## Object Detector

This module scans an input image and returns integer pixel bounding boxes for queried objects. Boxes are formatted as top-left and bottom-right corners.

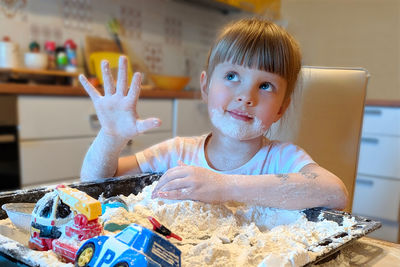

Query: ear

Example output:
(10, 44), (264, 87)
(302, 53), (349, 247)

(274, 97), (291, 122)
(200, 71), (208, 103)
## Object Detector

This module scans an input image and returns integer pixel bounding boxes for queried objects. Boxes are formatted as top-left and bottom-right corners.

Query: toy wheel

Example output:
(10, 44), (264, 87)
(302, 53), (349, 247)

(113, 262), (129, 267)
(75, 243), (95, 267)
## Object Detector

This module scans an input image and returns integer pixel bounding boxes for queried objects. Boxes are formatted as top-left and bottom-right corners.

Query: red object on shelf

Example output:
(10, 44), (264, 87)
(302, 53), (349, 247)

(45, 41), (56, 51)
(64, 39), (77, 50)
(148, 216), (182, 241)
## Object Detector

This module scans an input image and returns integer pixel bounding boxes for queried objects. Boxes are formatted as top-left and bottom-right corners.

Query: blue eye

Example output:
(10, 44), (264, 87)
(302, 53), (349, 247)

(260, 82), (273, 91)
(225, 72), (238, 81)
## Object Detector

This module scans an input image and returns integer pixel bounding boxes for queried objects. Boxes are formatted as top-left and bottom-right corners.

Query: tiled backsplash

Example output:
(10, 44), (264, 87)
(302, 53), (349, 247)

(0, 0), (249, 90)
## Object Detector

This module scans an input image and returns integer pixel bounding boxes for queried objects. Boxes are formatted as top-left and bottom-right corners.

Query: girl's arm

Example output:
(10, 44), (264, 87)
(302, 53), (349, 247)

(79, 56), (160, 182)
(80, 130), (142, 181)
(225, 164), (348, 210)
(152, 163), (348, 210)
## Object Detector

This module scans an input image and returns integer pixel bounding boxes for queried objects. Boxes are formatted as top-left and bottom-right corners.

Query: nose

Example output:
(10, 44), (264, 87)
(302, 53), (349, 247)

(236, 94), (255, 106)
(236, 96), (254, 107)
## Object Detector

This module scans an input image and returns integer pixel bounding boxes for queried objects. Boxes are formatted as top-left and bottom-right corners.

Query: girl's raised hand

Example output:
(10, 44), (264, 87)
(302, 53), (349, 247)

(79, 56), (161, 141)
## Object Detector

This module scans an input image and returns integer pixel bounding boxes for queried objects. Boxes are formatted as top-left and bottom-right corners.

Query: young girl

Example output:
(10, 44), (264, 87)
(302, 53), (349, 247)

(79, 18), (348, 210)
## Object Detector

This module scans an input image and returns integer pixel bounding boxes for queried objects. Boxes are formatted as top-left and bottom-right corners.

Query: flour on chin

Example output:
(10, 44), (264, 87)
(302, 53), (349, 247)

(210, 108), (267, 140)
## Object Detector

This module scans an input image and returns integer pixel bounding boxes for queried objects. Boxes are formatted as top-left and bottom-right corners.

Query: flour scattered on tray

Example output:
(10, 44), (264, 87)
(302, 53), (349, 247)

(0, 183), (359, 266)
(104, 183), (357, 266)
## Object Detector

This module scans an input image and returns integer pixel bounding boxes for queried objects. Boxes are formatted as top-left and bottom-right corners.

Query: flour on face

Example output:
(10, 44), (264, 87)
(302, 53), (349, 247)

(210, 107), (267, 140)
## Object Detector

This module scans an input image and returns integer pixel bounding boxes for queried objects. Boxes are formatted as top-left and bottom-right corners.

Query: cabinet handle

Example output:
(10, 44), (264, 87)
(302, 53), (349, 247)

(0, 134), (15, 143)
(356, 179), (374, 187)
(89, 114), (100, 130)
(361, 137), (379, 144)
(364, 109), (382, 116)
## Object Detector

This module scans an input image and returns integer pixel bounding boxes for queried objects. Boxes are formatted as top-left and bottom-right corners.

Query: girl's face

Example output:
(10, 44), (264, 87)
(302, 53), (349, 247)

(200, 62), (289, 141)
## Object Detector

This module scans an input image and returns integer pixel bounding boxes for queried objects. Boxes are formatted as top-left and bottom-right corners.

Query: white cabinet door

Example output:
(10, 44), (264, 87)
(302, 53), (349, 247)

(18, 97), (174, 140)
(362, 107), (400, 136)
(174, 99), (211, 136)
(18, 96), (98, 140)
(18, 96), (174, 185)
(358, 134), (400, 179)
(352, 175), (400, 221)
(137, 99), (173, 133)
(19, 137), (94, 186)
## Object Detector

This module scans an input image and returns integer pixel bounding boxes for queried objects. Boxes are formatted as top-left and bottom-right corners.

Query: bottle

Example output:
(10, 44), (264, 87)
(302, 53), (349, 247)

(44, 41), (56, 70)
(64, 39), (77, 72)
(56, 46), (68, 70)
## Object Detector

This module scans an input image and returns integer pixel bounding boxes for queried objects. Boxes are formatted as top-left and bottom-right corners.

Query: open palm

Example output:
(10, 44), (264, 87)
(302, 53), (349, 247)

(79, 56), (161, 140)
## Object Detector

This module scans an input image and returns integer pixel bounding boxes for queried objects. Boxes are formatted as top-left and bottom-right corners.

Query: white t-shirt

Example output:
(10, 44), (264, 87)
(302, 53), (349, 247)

(136, 134), (315, 175)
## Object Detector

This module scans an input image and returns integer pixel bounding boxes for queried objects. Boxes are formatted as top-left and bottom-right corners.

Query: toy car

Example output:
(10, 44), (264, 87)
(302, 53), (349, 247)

(28, 190), (74, 250)
(29, 185), (103, 263)
(75, 223), (181, 267)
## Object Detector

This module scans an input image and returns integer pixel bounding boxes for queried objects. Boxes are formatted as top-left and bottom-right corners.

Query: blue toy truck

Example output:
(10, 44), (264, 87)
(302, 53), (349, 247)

(75, 223), (181, 267)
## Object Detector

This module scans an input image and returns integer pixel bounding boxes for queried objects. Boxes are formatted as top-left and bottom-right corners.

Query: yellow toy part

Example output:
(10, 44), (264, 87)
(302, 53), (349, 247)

(56, 186), (102, 221)
(89, 52), (133, 86)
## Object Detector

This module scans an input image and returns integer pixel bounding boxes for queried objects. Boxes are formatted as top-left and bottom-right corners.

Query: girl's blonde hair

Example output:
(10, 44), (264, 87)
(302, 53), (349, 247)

(205, 18), (302, 102)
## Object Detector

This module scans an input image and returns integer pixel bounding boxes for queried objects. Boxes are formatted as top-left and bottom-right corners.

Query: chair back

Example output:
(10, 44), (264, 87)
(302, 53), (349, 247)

(269, 66), (369, 212)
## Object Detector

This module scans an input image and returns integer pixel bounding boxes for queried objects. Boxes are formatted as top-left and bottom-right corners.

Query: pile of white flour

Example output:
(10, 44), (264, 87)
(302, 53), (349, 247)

(101, 183), (357, 266)
(0, 183), (359, 266)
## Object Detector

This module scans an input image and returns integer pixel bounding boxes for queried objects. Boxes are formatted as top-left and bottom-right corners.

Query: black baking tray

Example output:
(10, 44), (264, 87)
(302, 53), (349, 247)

(0, 173), (381, 266)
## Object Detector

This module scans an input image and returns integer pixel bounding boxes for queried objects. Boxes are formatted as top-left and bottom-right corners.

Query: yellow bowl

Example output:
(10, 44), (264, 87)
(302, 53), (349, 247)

(150, 74), (190, 91)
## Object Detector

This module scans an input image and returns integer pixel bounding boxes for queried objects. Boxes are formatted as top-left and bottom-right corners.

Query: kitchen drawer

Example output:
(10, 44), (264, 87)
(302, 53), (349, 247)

(19, 137), (94, 186)
(18, 96), (98, 140)
(175, 99), (211, 136)
(352, 175), (400, 221)
(358, 134), (400, 179)
(18, 96), (173, 140)
(136, 99), (173, 133)
(120, 131), (173, 157)
(362, 106), (400, 136)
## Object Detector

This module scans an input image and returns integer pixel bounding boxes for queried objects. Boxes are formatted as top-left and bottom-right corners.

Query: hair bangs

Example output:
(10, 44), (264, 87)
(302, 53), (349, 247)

(205, 18), (301, 100)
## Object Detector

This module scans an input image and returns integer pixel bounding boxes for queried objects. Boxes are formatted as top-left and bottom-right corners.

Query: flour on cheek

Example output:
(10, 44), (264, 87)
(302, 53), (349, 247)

(210, 108), (267, 140)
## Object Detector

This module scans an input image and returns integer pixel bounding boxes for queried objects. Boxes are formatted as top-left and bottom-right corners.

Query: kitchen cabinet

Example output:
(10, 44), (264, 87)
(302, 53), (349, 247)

(17, 96), (173, 187)
(352, 106), (400, 243)
(173, 99), (211, 136)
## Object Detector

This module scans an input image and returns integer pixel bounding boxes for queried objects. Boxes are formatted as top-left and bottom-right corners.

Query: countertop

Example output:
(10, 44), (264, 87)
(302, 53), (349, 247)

(320, 237), (400, 266)
(0, 83), (201, 99)
(365, 99), (400, 107)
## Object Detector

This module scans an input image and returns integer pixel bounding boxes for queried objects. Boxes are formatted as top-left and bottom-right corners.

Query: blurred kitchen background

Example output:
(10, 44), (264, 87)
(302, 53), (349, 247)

(0, 0), (399, 243)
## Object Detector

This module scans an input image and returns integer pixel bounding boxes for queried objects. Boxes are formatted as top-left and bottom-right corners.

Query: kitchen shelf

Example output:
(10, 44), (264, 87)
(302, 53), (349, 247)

(0, 67), (79, 77)
(0, 83), (201, 99)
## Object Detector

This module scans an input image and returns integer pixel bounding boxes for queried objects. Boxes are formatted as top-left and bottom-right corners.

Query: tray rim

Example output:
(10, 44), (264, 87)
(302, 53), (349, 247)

(0, 174), (382, 266)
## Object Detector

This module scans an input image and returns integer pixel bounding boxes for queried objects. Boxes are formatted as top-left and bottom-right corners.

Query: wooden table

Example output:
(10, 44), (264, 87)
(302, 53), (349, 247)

(320, 237), (400, 266)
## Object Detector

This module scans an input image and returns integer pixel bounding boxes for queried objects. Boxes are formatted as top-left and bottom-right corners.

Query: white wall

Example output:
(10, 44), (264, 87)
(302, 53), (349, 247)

(0, 0), (248, 90)
(282, 0), (400, 101)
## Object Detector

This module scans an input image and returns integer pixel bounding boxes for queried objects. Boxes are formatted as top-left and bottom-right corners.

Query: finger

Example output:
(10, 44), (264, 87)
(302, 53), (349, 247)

(177, 160), (188, 167)
(101, 60), (115, 95)
(116, 56), (128, 95)
(79, 74), (101, 101)
(127, 72), (142, 105)
(157, 178), (193, 192)
(136, 118), (161, 133)
(153, 167), (187, 193)
(155, 189), (193, 201)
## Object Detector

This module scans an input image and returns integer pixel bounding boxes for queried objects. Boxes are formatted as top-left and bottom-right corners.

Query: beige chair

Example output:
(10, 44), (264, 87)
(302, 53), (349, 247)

(269, 66), (369, 212)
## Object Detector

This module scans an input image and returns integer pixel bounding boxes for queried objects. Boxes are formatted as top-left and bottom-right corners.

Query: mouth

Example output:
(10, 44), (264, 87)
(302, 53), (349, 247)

(227, 110), (254, 122)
